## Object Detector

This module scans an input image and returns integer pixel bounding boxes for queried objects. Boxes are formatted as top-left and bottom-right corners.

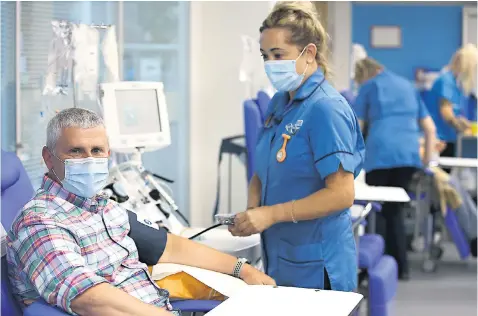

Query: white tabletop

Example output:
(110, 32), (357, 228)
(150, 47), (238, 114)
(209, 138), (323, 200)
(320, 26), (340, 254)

(438, 157), (478, 168)
(354, 182), (410, 203)
(206, 286), (363, 316)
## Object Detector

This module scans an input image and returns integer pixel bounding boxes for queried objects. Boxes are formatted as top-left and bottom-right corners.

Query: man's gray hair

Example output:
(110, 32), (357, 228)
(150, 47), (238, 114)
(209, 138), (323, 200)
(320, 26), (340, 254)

(46, 108), (104, 151)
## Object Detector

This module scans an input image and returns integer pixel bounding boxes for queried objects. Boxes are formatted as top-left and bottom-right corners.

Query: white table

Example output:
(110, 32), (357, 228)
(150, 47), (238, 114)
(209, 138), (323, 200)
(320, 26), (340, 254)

(438, 157), (478, 168)
(206, 286), (363, 316)
(355, 182), (411, 203)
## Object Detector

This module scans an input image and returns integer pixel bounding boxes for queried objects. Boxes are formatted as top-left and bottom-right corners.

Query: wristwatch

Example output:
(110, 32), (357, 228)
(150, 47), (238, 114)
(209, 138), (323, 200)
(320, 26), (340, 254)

(233, 258), (250, 278)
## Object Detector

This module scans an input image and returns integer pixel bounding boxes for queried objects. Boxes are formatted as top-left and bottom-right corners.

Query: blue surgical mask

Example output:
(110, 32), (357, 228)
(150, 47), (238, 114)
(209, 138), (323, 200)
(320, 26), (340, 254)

(264, 46), (309, 92)
(52, 155), (109, 199)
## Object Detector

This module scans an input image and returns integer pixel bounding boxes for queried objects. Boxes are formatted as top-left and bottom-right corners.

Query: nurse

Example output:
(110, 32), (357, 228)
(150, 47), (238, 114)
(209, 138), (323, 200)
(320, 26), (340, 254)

(353, 57), (436, 280)
(228, 1), (365, 291)
(426, 44), (477, 157)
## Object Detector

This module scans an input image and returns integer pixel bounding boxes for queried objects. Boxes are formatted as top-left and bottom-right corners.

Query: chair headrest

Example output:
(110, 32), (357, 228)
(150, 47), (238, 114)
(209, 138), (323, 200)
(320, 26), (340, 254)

(1, 150), (21, 193)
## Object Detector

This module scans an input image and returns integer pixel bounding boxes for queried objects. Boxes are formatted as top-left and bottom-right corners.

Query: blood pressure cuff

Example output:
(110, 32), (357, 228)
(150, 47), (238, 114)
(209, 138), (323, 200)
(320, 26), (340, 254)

(127, 210), (168, 265)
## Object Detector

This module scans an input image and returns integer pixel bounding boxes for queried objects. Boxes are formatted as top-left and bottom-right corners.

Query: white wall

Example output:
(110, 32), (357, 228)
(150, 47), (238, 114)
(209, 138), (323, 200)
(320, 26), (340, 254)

(327, 2), (352, 91)
(189, 1), (272, 227)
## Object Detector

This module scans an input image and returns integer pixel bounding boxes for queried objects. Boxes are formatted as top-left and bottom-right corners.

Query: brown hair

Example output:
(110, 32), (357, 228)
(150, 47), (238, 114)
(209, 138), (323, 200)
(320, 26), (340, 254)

(260, 1), (330, 77)
(354, 58), (384, 84)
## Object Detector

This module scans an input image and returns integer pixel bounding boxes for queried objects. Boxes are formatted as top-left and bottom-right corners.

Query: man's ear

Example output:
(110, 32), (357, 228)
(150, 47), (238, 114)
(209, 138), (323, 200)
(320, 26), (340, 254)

(42, 146), (53, 170)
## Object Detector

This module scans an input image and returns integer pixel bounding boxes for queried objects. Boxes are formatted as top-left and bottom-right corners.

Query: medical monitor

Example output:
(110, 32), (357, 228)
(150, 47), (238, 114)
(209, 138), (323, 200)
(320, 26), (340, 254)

(100, 81), (171, 153)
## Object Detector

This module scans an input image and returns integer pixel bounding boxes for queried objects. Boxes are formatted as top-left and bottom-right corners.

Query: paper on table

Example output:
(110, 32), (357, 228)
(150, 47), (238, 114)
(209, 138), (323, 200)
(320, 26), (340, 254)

(151, 263), (248, 298)
(206, 285), (363, 316)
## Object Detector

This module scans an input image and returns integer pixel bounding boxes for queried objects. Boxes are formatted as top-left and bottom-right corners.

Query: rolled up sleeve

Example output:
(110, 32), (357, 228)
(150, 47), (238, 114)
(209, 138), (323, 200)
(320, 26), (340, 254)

(308, 99), (365, 180)
(14, 224), (106, 314)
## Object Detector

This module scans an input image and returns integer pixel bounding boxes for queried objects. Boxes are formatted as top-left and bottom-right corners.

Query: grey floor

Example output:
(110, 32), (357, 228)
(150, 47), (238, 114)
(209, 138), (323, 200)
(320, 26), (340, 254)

(392, 242), (477, 316)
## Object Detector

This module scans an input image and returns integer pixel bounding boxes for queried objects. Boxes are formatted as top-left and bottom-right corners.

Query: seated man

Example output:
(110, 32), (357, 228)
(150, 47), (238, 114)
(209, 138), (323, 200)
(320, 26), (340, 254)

(6, 108), (275, 316)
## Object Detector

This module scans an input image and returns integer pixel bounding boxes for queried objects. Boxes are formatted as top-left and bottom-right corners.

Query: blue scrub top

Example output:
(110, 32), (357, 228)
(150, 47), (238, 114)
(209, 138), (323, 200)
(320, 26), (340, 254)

(255, 69), (365, 291)
(354, 70), (429, 172)
(427, 71), (466, 142)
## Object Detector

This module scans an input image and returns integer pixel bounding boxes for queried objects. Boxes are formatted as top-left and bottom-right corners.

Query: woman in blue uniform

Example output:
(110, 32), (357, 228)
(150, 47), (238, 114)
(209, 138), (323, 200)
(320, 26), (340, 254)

(426, 44), (477, 158)
(228, 1), (365, 292)
(353, 57), (436, 280)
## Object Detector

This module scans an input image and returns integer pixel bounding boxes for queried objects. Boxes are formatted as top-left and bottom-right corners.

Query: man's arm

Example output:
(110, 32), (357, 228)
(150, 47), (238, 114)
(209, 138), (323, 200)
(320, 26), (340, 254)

(12, 222), (171, 316)
(127, 211), (275, 285)
(71, 283), (172, 316)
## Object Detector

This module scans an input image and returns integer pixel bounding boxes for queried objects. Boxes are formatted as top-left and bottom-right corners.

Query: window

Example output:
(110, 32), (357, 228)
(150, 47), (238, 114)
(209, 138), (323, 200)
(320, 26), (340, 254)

(15, 1), (190, 214)
(18, 1), (118, 189)
(123, 2), (190, 214)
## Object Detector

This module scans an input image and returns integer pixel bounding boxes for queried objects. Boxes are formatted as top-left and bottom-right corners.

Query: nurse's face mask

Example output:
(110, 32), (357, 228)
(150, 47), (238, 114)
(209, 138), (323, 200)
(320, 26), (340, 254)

(50, 151), (110, 199)
(264, 45), (310, 92)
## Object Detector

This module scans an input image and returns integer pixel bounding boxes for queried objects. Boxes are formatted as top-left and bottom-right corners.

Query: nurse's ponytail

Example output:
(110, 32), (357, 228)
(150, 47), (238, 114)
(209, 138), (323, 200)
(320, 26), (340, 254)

(260, 1), (331, 78)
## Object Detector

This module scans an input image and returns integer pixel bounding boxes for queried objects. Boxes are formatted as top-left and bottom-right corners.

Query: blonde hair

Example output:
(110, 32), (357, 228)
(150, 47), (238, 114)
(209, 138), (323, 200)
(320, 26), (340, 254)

(260, 1), (331, 77)
(449, 44), (478, 96)
(354, 58), (383, 84)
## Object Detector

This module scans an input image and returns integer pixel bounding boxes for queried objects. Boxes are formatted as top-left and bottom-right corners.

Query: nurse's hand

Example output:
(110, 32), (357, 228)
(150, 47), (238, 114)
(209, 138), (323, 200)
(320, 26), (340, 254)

(239, 264), (276, 286)
(228, 207), (276, 237)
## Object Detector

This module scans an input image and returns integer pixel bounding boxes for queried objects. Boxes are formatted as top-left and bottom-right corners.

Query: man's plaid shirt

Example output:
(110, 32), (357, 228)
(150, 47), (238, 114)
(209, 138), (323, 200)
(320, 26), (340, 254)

(6, 175), (177, 315)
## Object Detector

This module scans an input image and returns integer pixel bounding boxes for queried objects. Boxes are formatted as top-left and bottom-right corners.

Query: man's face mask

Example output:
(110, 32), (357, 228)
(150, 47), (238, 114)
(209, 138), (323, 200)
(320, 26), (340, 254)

(51, 153), (109, 199)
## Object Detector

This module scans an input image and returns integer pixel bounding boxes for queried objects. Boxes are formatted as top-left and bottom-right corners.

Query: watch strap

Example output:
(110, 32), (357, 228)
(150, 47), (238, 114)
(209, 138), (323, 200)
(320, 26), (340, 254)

(233, 258), (249, 278)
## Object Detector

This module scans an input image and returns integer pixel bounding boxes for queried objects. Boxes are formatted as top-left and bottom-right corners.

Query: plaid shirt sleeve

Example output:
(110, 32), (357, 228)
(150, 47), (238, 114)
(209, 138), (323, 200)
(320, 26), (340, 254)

(13, 222), (107, 314)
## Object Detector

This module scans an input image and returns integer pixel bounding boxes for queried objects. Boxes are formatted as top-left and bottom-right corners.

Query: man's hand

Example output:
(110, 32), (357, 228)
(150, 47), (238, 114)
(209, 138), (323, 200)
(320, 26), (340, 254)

(239, 264), (276, 286)
(228, 206), (277, 237)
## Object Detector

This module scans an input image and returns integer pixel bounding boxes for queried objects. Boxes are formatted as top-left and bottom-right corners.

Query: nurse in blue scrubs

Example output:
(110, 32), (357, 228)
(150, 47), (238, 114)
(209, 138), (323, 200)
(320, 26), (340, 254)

(426, 44), (477, 158)
(228, 1), (365, 292)
(353, 57), (436, 280)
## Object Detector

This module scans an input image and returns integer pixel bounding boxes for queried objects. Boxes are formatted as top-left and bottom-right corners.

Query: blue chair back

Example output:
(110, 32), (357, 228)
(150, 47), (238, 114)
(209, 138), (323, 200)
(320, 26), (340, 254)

(243, 100), (264, 183)
(256, 91), (271, 123)
(1, 150), (35, 316)
(1, 150), (71, 316)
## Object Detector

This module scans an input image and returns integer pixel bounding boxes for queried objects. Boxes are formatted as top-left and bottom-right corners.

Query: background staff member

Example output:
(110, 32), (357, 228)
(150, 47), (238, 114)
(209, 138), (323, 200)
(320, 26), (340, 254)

(229, 1), (365, 292)
(426, 44), (477, 158)
(353, 57), (436, 280)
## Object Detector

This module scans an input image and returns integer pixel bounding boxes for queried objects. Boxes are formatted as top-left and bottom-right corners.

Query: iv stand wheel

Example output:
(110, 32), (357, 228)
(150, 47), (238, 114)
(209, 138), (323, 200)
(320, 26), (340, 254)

(422, 259), (437, 273)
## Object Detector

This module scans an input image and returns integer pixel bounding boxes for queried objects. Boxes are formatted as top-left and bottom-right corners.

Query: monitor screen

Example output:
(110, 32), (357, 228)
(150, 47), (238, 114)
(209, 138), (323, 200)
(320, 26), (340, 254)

(115, 89), (162, 135)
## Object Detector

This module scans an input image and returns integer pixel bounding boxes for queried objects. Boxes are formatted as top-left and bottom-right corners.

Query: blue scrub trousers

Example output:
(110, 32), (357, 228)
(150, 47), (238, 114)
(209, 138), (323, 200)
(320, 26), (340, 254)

(366, 167), (417, 278)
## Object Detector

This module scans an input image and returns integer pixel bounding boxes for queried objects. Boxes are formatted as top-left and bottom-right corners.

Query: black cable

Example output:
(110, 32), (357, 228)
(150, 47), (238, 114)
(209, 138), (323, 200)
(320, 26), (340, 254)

(149, 189), (190, 226)
(188, 224), (222, 240)
(175, 209), (190, 227)
(150, 172), (175, 183)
